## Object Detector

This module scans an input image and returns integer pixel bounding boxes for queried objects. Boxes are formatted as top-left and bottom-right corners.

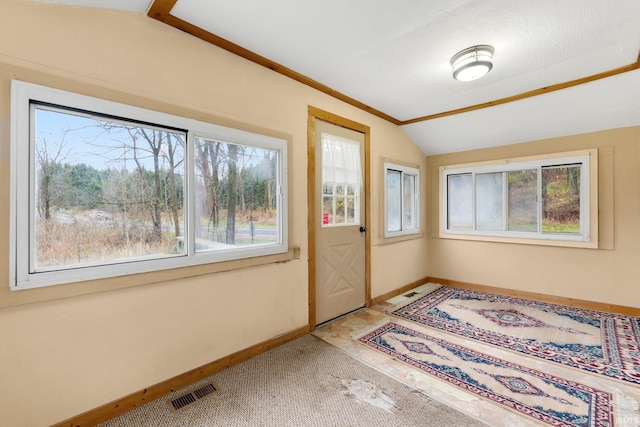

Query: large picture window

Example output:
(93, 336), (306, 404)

(441, 151), (596, 245)
(10, 81), (287, 290)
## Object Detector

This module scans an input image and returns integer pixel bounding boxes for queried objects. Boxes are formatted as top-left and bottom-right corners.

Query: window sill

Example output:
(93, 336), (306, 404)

(379, 232), (425, 245)
(0, 247), (301, 309)
(438, 232), (598, 249)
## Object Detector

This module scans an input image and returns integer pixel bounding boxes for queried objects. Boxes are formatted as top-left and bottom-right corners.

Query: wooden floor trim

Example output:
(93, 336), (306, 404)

(53, 325), (310, 427)
(427, 276), (640, 316)
(51, 274), (639, 426)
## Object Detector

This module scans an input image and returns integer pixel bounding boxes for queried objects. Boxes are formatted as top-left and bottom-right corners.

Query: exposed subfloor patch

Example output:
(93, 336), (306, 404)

(339, 378), (397, 413)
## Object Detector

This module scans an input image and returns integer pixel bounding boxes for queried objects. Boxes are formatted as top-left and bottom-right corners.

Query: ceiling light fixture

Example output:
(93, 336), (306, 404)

(450, 45), (494, 81)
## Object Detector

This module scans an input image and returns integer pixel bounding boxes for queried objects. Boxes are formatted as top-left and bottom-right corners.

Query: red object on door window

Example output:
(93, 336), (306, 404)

(322, 213), (329, 225)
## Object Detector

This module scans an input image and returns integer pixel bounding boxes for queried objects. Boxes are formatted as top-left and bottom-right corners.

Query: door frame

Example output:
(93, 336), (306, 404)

(307, 106), (371, 329)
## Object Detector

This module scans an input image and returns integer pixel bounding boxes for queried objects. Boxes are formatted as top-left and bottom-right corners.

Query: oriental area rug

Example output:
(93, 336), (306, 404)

(389, 286), (640, 385)
(356, 321), (614, 427)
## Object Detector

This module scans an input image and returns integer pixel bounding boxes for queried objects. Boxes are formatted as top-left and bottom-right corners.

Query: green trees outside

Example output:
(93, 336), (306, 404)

(194, 138), (277, 246)
(541, 165), (580, 232)
(507, 165), (581, 233)
(34, 111), (278, 269)
(449, 164), (581, 234)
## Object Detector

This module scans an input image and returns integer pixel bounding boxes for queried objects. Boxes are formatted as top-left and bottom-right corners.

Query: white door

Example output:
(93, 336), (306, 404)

(315, 119), (366, 324)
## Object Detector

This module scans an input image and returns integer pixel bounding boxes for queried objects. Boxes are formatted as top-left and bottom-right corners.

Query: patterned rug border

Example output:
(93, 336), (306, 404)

(356, 321), (615, 427)
(388, 285), (640, 385)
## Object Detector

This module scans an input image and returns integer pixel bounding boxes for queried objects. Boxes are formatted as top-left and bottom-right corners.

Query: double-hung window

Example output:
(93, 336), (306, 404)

(441, 150), (596, 246)
(384, 162), (420, 238)
(10, 81), (288, 290)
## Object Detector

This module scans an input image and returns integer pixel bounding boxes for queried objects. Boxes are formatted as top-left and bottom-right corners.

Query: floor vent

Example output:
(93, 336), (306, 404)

(404, 291), (419, 298)
(168, 382), (219, 412)
(193, 383), (218, 399)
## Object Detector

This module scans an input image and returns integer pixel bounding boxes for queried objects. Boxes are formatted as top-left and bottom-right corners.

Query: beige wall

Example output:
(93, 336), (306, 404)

(427, 126), (640, 307)
(0, 1), (428, 425)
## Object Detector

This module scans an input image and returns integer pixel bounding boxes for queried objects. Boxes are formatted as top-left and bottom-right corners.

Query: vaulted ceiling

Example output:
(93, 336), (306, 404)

(37, 0), (640, 154)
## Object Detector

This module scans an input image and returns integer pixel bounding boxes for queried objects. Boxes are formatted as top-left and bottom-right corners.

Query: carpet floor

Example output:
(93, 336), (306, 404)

(99, 334), (486, 426)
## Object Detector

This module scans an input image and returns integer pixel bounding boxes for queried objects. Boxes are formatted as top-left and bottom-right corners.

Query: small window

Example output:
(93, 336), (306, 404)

(384, 162), (420, 238)
(321, 133), (362, 227)
(441, 151), (594, 245)
(10, 81), (288, 290)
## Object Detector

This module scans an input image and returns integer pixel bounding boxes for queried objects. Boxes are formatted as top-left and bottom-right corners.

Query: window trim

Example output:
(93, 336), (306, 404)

(383, 161), (421, 239)
(10, 80), (289, 290)
(439, 149), (598, 248)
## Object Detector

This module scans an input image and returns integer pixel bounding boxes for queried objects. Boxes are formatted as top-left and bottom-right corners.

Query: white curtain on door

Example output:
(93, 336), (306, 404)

(321, 133), (362, 191)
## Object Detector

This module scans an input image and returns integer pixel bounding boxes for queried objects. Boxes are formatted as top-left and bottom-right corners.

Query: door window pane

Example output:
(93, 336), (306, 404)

(322, 196), (333, 225)
(346, 197), (356, 223)
(335, 197), (346, 223)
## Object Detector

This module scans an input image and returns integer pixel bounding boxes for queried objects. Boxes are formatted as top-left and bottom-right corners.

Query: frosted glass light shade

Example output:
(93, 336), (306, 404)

(450, 45), (494, 81)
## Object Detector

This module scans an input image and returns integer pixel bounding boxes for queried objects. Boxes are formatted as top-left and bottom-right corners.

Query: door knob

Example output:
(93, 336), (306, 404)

(359, 226), (366, 232)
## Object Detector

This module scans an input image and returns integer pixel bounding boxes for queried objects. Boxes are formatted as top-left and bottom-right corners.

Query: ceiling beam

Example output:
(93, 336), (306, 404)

(147, 2), (639, 127)
(147, 0), (177, 22)
(402, 54), (640, 125)
(147, 2), (402, 126)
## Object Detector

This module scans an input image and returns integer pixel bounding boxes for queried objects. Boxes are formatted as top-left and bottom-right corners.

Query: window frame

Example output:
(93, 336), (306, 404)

(383, 161), (421, 239)
(440, 150), (598, 248)
(10, 80), (288, 290)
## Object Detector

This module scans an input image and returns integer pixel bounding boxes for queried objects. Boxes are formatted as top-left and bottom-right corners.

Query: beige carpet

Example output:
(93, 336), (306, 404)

(100, 334), (486, 426)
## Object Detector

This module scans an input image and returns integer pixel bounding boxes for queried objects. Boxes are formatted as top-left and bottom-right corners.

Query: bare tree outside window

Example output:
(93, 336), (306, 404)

(33, 105), (186, 270)
(11, 80), (288, 290)
(194, 137), (279, 252)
